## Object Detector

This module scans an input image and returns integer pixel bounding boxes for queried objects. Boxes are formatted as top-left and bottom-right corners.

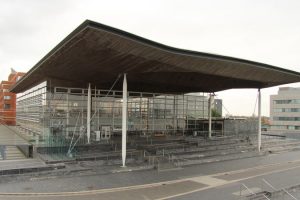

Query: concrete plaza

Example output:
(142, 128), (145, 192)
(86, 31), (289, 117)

(1, 150), (300, 199)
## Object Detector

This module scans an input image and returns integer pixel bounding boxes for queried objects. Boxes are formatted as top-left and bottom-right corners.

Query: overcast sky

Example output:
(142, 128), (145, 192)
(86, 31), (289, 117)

(1, 0), (300, 116)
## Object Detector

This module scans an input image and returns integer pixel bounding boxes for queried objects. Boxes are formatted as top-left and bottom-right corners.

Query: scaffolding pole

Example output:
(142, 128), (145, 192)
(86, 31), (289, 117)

(122, 74), (127, 167)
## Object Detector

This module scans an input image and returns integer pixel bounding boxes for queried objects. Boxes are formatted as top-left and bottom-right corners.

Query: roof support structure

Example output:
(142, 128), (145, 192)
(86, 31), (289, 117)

(258, 89), (261, 152)
(122, 74), (127, 167)
(208, 93), (212, 138)
(10, 20), (300, 94)
(87, 83), (91, 144)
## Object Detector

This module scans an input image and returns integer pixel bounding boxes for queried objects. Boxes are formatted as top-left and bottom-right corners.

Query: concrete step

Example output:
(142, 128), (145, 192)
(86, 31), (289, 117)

(262, 140), (300, 154)
(262, 140), (300, 148)
(0, 159), (65, 177)
(0, 146), (26, 160)
(264, 145), (300, 154)
(157, 141), (252, 155)
(193, 139), (240, 148)
(156, 157), (182, 172)
(173, 146), (257, 160)
(175, 151), (262, 167)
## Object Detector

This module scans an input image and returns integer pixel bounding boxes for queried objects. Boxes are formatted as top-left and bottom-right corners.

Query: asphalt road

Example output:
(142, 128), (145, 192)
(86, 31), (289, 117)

(1, 156), (300, 199)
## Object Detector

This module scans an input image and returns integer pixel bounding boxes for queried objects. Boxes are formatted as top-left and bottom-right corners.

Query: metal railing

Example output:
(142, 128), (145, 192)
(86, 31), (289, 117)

(239, 183), (270, 200)
(262, 178), (298, 200)
(283, 188), (298, 200)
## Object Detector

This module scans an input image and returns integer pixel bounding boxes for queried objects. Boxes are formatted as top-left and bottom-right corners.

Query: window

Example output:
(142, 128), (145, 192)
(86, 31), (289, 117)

(274, 99), (300, 104)
(4, 96), (11, 100)
(273, 108), (300, 112)
(288, 126), (295, 130)
(272, 125), (286, 130)
(4, 104), (11, 109)
(273, 116), (300, 121)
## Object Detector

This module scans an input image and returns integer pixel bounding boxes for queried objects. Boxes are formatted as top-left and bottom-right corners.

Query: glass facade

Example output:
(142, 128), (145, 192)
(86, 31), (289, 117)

(16, 82), (210, 152)
(16, 82), (47, 136)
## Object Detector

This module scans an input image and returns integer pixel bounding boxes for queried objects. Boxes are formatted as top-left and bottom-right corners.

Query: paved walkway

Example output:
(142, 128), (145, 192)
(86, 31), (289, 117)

(1, 150), (300, 194)
(1, 158), (300, 199)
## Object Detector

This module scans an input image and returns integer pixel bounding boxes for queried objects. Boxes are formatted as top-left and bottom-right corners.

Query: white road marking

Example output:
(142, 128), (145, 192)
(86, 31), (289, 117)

(190, 176), (228, 186)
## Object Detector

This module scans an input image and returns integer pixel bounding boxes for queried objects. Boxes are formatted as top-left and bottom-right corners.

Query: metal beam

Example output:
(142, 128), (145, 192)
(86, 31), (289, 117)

(122, 74), (127, 167)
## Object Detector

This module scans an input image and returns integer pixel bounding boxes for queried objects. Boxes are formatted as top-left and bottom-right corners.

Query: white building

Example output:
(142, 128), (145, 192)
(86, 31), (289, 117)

(270, 87), (300, 132)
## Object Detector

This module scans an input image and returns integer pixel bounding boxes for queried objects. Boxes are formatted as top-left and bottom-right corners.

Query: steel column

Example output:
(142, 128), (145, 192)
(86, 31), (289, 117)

(87, 83), (91, 144)
(208, 93), (212, 138)
(258, 89), (261, 152)
(122, 74), (127, 167)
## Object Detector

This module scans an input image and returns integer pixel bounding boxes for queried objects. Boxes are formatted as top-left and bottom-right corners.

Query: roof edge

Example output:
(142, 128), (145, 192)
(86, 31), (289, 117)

(11, 19), (300, 92)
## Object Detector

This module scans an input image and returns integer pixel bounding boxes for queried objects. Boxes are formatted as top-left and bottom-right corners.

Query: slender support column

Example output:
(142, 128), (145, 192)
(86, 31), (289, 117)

(66, 91), (69, 137)
(94, 86), (97, 129)
(122, 74), (127, 167)
(173, 96), (176, 134)
(87, 83), (91, 144)
(208, 93), (212, 138)
(258, 89), (261, 152)
(182, 94), (185, 136)
(163, 95), (167, 134)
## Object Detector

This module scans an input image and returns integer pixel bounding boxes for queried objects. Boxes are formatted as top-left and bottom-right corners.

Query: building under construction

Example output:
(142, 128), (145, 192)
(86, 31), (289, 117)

(10, 20), (300, 165)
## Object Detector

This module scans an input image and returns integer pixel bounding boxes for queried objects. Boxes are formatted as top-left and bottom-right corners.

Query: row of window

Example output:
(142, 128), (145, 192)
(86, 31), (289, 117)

(274, 99), (300, 104)
(272, 125), (300, 130)
(273, 108), (300, 112)
(273, 117), (300, 121)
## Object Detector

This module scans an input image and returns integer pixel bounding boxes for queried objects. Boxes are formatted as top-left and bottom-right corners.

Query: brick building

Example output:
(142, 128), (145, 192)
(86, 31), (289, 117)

(0, 69), (25, 125)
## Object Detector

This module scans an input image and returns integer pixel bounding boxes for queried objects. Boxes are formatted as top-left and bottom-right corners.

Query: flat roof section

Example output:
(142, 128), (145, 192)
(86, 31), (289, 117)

(11, 20), (300, 93)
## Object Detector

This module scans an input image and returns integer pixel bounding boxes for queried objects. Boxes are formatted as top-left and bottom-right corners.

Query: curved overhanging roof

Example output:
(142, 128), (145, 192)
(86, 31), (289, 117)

(11, 20), (300, 94)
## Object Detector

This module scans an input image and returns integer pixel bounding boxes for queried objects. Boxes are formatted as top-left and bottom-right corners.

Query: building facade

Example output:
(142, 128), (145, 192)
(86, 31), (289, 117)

(0, 69), (25, 125)
(270, 87), (300, 132)
(10, 20), (300, 161)
(16, 82), (211, 144)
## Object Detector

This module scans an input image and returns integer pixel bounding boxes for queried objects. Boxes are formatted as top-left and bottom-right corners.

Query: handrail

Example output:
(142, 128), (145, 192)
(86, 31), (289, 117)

(282, 188), (298, 200)
(240, 183), (270, 200)
(262, 178), (277, 191)
(241, 183), (256, 195)
(262, 179), (298, 200)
